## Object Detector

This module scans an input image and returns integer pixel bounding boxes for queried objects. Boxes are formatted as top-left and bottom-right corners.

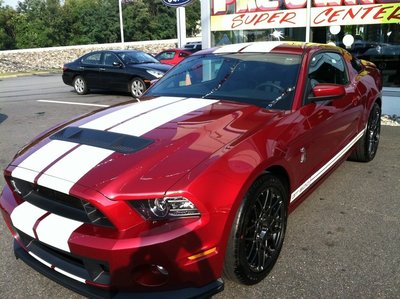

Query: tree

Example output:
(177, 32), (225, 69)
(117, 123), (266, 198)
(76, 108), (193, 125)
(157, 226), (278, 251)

(14, 0), (65, 48)
(63, 0), (120, 45)
(0, 0), (17, 49)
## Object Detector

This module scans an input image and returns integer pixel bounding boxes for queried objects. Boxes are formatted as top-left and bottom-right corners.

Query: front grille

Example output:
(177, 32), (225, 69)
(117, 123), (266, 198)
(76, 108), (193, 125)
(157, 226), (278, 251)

(17, 229), (110, 285)
(10, 177), (113, 228)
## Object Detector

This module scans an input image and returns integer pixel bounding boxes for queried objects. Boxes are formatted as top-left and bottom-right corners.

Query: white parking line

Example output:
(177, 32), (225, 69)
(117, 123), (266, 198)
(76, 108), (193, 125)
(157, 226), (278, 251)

(37, 100), (109, 107)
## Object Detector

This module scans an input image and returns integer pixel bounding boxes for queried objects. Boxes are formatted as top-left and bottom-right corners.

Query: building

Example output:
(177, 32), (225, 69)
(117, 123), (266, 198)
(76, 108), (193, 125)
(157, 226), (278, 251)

(200, 0), (400, 89)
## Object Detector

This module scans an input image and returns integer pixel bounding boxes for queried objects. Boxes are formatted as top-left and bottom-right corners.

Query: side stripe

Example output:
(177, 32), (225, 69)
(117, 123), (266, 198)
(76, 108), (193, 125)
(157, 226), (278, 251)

(10, 202), (48, 238)
(290, 128), (366, 202)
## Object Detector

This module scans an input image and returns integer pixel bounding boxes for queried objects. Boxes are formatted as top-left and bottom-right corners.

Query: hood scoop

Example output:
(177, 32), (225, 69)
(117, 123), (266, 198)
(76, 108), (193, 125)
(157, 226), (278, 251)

(50, 126), (154, 154)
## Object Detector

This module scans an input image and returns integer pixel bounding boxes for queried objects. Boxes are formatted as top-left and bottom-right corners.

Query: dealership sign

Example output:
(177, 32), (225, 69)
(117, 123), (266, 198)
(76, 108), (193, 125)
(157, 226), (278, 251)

(211, 0), (400, 31)
(162, 0), (195, 7)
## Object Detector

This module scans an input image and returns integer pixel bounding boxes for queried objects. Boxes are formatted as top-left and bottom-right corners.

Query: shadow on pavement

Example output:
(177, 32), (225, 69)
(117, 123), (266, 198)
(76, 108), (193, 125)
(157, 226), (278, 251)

(0, 113), (8, 125)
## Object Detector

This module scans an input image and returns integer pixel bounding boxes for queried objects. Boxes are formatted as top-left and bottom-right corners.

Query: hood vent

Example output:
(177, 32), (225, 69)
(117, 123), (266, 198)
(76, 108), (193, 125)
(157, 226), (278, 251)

(51, 126), (154, 154)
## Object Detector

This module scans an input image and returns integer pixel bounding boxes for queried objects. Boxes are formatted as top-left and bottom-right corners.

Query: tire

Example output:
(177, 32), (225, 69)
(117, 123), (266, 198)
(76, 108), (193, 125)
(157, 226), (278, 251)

(73, 75), (88, 95)
(223, 173), (288, 285)
(129, 77), (146, 98)
(349, 102), (381, 162)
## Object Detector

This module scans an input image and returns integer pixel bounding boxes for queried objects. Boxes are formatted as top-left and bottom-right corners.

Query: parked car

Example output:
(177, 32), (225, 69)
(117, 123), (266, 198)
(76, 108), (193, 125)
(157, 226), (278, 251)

(62, 50), (172, 97)
(155, 48), (192, 65)
(183, 41), (202, 53)
(1, 42), (382, 298)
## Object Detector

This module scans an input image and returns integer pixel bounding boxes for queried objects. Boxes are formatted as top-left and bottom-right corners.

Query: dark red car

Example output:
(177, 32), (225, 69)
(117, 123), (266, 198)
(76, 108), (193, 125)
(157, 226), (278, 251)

(0, 42), (382, 298)
(155, 48), (192, 65)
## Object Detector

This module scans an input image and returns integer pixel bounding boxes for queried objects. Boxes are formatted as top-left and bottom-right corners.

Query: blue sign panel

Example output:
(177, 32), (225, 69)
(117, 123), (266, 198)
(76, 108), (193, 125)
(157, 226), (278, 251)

(162, 0), (195, 7)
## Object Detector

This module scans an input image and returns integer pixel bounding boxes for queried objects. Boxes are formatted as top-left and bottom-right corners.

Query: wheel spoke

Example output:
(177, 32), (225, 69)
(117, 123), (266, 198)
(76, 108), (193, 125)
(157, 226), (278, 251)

(242, 185), (286, 273)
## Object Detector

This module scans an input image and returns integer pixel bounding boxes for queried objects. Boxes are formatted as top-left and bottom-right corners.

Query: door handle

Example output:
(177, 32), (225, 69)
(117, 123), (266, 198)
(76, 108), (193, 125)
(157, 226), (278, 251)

(99, 68), (106, 71)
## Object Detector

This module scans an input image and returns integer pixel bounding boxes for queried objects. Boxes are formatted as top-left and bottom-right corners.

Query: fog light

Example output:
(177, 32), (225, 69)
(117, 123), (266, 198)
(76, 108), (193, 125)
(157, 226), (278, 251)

(132, 264), (169, 287)
(155, 265), (168, 276)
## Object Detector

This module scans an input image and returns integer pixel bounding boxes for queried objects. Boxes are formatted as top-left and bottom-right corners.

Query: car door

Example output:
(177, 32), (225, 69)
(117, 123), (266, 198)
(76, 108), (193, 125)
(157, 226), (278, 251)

(100, 52), (129, 91)
(80, 52), (103, 89)
(287, 51), (362, 197)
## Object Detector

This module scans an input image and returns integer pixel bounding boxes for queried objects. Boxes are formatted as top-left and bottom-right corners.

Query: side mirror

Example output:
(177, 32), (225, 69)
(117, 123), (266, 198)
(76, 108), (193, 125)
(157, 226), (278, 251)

(113, 61), (123, 68)
(309, 83), (345, 101)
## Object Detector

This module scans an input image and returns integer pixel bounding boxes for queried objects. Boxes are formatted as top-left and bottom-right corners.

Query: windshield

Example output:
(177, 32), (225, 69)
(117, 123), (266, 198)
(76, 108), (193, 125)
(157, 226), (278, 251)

(118, 51), (159, 64)
(146, 53), (301, 110)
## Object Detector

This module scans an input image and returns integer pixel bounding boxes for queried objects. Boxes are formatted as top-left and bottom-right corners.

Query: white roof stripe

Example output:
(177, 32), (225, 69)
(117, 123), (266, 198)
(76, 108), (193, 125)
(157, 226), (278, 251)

(213, 41), (284, 54)
(240, 41), (284, 53)
(213, 43), (252, 54)
(10, 202), (48, 238)
(80, 96), (185, 130)
(36, 213), (83, 252)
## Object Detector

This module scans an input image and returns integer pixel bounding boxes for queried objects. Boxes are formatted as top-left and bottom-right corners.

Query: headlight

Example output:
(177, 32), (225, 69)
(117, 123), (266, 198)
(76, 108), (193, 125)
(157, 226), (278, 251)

(130, 197), (200, 220)
(146, 69), (164, 78)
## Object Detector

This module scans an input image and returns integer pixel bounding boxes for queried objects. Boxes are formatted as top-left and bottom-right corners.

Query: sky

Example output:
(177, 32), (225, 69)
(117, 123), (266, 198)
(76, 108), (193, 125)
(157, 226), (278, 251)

(3, 0), (19, 8)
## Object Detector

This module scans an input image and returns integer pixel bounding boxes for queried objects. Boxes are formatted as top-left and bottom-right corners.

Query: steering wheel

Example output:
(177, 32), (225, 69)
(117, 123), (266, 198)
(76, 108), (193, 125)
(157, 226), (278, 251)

(255, 82), (285, 93)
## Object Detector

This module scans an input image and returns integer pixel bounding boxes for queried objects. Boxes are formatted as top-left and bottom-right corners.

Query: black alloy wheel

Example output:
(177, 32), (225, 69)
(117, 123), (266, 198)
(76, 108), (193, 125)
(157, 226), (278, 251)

(349, 102), (381, 162)
(224, 173), (288, 285)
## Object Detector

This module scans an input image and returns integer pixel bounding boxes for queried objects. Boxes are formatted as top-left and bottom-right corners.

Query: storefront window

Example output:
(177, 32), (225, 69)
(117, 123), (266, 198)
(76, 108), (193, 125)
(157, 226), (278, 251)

(212, 28), (306, 45)
(209, 0), (400, 88)
(313, 24), (400, 87)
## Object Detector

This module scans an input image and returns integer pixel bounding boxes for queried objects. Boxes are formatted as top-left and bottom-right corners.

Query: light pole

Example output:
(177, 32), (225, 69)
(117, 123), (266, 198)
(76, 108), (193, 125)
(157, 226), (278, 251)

(119, 0), (125, 46)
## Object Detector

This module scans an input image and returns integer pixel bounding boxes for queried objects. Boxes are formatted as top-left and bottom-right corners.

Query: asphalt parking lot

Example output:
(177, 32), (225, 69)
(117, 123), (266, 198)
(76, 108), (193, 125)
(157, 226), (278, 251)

(0, 75), (399, 298)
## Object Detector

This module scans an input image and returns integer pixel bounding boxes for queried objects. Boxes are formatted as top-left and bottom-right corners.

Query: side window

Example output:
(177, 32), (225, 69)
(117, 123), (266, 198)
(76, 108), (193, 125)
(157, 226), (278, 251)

(158, 51), (175, 60)
(350, 55), (363, 73)
(82, 53), (102, 65)
(179, 52), (189, 58)
(104, 53), (119, 66)
(308, 52), (349, 87)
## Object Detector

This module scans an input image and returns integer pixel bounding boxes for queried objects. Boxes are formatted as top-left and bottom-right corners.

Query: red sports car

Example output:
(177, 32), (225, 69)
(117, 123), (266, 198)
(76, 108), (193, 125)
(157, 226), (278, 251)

(155, 48), (192, 65)
(0, 42), (382, 298)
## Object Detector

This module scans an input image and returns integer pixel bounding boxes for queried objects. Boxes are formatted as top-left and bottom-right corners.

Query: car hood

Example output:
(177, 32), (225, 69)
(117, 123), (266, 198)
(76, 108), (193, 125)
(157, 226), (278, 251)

(127, 62), (171, 72)
(10, 96), (282, 200)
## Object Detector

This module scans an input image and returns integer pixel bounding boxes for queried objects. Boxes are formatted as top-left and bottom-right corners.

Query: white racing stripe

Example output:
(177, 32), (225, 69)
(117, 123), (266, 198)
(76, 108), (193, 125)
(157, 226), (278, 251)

(290, 128), (366, 202)
(54, 267), (86, 283)
(10, 202), (48, 238)
(240, 41), (284, 53)
(80, 96), (185, 130)
(111, 98), (219, 136)
(30, 250), (86, 283)
(11, 140), (79, 183)
(35, 213), (83, 252)
(29, 252), (53, 268)
(37, 145), (113, 194)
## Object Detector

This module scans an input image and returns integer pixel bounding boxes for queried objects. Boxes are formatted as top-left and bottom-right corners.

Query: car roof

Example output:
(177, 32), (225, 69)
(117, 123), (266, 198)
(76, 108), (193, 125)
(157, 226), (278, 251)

(195, 41), (344, 56)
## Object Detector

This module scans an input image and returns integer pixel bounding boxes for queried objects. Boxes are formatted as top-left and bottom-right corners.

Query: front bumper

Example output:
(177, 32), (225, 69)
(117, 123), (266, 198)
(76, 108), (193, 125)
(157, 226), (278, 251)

(14, 240), (224, 299)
